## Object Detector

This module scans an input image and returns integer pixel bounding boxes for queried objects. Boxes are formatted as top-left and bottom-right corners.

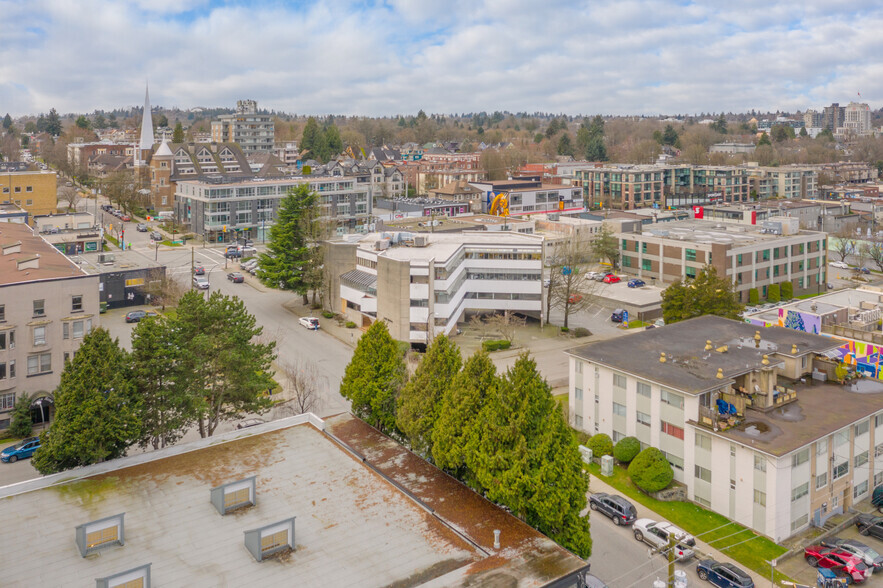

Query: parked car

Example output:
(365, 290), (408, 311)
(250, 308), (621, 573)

(125, 310), (147, 323)
(0, 437), (41, 463)
(633, 519), (696, 560)
(248, 265), (260, 276)
(654, 318), (665, 328)
(820, 538), (883, 573)
(237, 418), (265, 429)
(611, 309), (626, 323)
(627, 279), (645, 288)
(860, 267), (872, 274)
(240, 246), (258, 258)
(299, 317), (320, 330)
(603, 274), (621, 284)
(568, 293), (583, 304)
(586, 271), (601, 280)
(804, 545), (870, 582)
(149, 231), (163, 241)
(119, 214), (131, 222)
(696, 559), (754, 588)
(136, 223), (148, 232)
(225, 249), (242, 259)
(227, 272), (244, 283)
(240, 259), (258, 271)
(831, 261), (850, 269)
(593, 272), (608, 282)
(588, 493), (637, 525)
(193, 276), (210, 290)
(192, 264), (205, 276)
(856, 514), (883, 540)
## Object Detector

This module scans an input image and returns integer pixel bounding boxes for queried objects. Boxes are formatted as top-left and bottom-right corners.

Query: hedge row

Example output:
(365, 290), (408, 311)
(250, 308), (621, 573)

(482, 339), (512, 352)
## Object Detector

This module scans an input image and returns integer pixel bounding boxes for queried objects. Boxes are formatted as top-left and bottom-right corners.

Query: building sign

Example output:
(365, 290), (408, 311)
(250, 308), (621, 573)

(692, 206), (704, 219)
(125, 278), (144, 287)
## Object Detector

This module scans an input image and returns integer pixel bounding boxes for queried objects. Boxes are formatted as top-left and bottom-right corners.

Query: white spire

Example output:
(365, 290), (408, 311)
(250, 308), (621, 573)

(139, 83), (155, 151)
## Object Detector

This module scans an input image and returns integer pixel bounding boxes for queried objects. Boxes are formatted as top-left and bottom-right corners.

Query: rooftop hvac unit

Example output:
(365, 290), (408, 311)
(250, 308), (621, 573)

(413, 235), (429, 247)
(374, 239), (390, 251)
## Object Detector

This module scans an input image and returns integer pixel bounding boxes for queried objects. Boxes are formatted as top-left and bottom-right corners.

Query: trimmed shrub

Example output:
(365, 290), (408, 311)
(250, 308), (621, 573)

(767, 283), (780, 303)
(322, 311), (335, 319)
(587, 433), (614, 457)
(613, 436), (641, 464)
(572, 327), (590, 338)
(628, 447), (674, 493)
(560, 326), (570, 333)
(481, 339), (512, 352)
(781, 281), (793, 300)
(345, 321), (357, 329)
(748, 288), (759, 305)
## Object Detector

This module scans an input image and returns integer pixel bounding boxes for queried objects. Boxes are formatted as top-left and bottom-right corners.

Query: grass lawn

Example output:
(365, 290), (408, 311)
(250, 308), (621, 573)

(626, 320), (647, 329)
(160, 240), (183, 246)
(104, 234), (119, 247)
(587, 462), (790, 583)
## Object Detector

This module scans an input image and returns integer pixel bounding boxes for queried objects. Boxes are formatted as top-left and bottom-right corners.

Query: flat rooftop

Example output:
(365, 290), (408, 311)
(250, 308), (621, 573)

(639, 219), (822, 246)
(75, 247), (164, 275)
(0, 222), (91, 286)
(567, 315), (840, 395)
(745, 287), (883, 323)
(0, 414), (584, 586)
(350, 231), (544, 263)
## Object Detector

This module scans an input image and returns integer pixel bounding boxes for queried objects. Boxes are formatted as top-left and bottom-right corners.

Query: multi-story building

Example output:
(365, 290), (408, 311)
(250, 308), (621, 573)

(808, 162), (879, 185)
(567, 315), (883, 541)
(32, 212), (101, 256)
(745, 165), (818, 200)
(699, 200), (851, 232)
(0, 167), (58, 220)
(618, 218), (828, 301)
(66, 141), (135, 171)
(175, 175), (372, 242)
(756, 117), (804, 131)
(842, 102), (872, 136)
(804, 109), (824, 129)
(211, 100), (275, 155)
(325, 231), (544, 344)
(823, 103), (846, 132)
(469, 177), (584, 216)
(419, 149), (482, 170)
(0, 222), (100, 431)
(417, 168), (487, 195)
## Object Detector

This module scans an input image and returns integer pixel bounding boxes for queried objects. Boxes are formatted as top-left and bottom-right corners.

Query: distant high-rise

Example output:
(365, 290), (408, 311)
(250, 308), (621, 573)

(843, 102), (872, 135)
(822, 103), (845, 132)
(803, 109), (823, 129)
(211, 99), (274, 155)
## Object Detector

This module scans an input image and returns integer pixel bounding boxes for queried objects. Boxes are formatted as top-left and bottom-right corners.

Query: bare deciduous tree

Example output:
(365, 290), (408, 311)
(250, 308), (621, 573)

(484, 311), (526, 344)
(863, 240), (883, 272)
(547, 233), (598, 328)
(57, 184), (81, 211)
(832, 224), (859, 262)
(278, 358), (324, 415)
(144, 276), (189, 311)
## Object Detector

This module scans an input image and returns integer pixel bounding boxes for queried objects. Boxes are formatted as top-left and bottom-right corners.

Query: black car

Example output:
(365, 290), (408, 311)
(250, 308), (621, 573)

(125, 310), (146, 323)
(696, 559), (754, 588)
(821, 537), (883, 573)
(149, 231), (163, 241)
(588, 492), (637, 525)
(856, 514), (883, 540)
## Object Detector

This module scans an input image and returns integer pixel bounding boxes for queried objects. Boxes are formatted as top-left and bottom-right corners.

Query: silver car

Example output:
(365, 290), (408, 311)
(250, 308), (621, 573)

(633, 518), (695, 560)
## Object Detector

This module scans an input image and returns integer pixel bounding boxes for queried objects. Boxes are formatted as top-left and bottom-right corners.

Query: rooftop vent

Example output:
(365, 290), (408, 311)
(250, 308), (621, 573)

(16, 254), (39, 271)
(1, 241), (22, 255)
(244, 517), (296, 562)
(96, 563), (150, 588)
(210, 476), (256, 515)
(75, 513), (125, 557)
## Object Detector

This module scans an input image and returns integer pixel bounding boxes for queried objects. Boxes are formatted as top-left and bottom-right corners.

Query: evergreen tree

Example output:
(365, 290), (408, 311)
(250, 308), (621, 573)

(576, 123), (591, 156)
(93, 113), (106, 129)
(33, 328), (141, 474)
(557, 133), (574, 157)
(324, 124), (343, 158)
(301, 117), (321, 159)
(592, 222), (620, 267)
(661, 265), (744, 324)
(172, 121), (185, 143)
(8, 393), (33, 438)
(758, 132), (772, 146)
(799, 126), (808, 137)
(173, 291), (276, 437)
(584, 115), (607, 161)
(467, 353), (591, 558)
(257, 184), (318, 301)
(75, 115), (91, 130)
(661, 124), (679, 146)
(432, 350), (497, 484)
(130, 315), (192, 449)
(2, 113), (11, 132)
(711, 114), (728, 134)
(397, 334), (462, 456)
(155, 113), (168, 128)
(45, 108), (62, 136)
(340, 321), (407, 434)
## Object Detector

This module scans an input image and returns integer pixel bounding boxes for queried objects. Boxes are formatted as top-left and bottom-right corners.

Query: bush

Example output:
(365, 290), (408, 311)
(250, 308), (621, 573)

(572, 327), (590, 338)
(8, 394), (33, 438)
(587, 433), (613, 457)
(628, 447), (674, 493)
(321, 311), (335, 319)
(481, 339), (512, 352)
(748, 288), (759, 305)
(560, 326), (570, 333)
(395, 340), (410, 357)
(767, 283), (780, 303)
(345, 321), (357, 329)
(613, 436), (641, 463)
(781, 281), (793, 300)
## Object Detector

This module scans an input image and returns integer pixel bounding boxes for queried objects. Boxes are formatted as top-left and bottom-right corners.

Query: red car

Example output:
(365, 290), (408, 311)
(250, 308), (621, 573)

(120, 214), (131, 222)
(804, 545), (870, 583)
(568, 294), (583, 304)
(603, 274), (621, 284)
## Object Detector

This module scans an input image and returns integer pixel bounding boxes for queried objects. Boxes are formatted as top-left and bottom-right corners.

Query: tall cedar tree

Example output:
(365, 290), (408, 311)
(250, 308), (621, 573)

(661, 265), (744, 324)
(340, 321), (407, 434)
(173, 291), (276, 437)
(432, 350), (497, 485)
(130, 315), (192, 449)
(172, 121), (185, 143)
(396, 334), (462, 456)
(300, 117), (321, 159)
(33, 328), (141, 474)
(45, 108), (62, 136)
(258, 184), (318, 302)
(8, 393), (33, 438)
(467, 353), (591, 558)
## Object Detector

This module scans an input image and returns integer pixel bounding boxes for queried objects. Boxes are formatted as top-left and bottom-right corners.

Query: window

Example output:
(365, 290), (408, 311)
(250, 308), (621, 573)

(686, 248), (697, 262)
(613, 430), (624, 443)
(834, 430), (848, 447)
(575, 361), (583, 374)
(73, 321), (84, 339)
(792, 448), (809, 468)
(833, 461), (849, 481)
(0, 392), (14, 410)
(33, 326), (46, 346)
(754, 455), (766, 472)
(753, 490), (766, 507)
(613, 373), (627, 389)
(855, 480), (869, 499)
(63, 322), (69, 340)
(876, 443), (883, 458)
(637, 411), (651, 426)
(876, 413), (883, 428)
(575, 415), (583, 428)
(818, 438), (828, 456)
(661, 421), (684, 440)
(26, 353), (51, 376)
(613, 402), (627, 417)
(660, 389), (684, 409)
(71, 295), (83, 312)
(696, 432), (711, 451)
(856, 451), (869, 468)
(33, 299), (45, 316)
(695, 465), (711, 483)
(791, 482), (809, 501)
(730, 479), (736, 490)
(816, 472), (827, 490)
(661, 450), (684, 471)
(730, 445), (736, 457)
(75, 513), (125, 557)
(791, 514), (809, 532)
(875, 472), (883, 488)
(642, 259), (652, 271)
(856, 421), (870, 437)
(0, 332), (5, 350)
(637, 381), (651, 398)
(0, 304), (4, 321)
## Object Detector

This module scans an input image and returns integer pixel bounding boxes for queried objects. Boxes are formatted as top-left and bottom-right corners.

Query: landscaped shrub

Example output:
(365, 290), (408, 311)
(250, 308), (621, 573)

(560, 326), (570, 333)
(322, 311), (335, 319)
(613, 436), (641, 464)
(748, 288), (759, 305)
(572, 327), (590, 338)
(345, 321), (357, 328)
(627, 447), (674, 493)
(781, 281), (793, 300)
(587, 433), (613, 457)
(767, 283), (780, 303)
(481, 339), (512, 352)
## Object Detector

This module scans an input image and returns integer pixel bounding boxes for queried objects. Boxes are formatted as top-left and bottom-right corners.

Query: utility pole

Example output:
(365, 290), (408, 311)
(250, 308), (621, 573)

(667, 534), (676, 587)
(190, 246), (194, 290)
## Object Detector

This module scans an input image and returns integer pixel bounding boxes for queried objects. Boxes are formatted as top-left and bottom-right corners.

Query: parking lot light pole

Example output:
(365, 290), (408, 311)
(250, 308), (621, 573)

(770, 558), (776, 588)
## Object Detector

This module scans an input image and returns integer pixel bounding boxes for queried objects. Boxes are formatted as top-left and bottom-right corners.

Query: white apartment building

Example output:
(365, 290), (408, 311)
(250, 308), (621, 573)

(841, 102), (872, 136)
(326, 231), (544, 344)
(567, 315), (883, 542)
(211, 100), (275, 155)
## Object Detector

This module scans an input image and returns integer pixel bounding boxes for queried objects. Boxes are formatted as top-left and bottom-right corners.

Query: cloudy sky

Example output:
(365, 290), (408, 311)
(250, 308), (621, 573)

(1, 0), (881, 118)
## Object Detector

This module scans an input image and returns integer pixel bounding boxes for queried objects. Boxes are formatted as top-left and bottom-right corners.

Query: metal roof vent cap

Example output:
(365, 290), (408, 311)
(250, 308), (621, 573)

(792, 344), (798, 354)
(705, 340), (714, 351)
(762, 355), (770, 365)
(716, 368), (724, 379)
(660, 352), (667, 363)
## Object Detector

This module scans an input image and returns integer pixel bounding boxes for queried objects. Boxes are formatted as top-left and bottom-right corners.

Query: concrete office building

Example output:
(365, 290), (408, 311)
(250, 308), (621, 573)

(567, 316), (883, 541)
(618, 218), (828, 301)
(211, 100), (275, 155)
(326, 231), (544, 344)
(0, 222), (100, 431)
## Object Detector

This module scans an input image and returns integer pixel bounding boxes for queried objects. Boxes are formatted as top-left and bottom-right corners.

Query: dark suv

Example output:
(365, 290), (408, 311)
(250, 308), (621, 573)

(589, 492), (637, 525)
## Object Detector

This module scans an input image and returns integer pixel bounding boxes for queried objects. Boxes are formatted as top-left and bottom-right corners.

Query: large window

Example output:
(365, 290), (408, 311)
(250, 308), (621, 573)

(612, 373), (627, 389)
(816, 472), (827, 489)
(856, 451), (869, 468)
(791, 482), (809, 501)
(27, 353), (51, 376)
(637, 411), (651, 426)
(33, 299), (44, 317)
(661, 421), (684, 440)
(694, 465), (711, 483)
(660, 389), (684, 409)
(833, 461), (849, 481)
(855, 480), (869, 499)
(753, 490), (766, 507)
(71, 295), (83, 312)
(0, 392), (14, 410)
(754, 455), (766, 472)
(695, 432), (711, 451)
(637, 381), (651, 398)
(856, 421), (870, 437)
(33, 326), (46, 346)
(792, 449), (809, 468)
(613, 402), (627, 417)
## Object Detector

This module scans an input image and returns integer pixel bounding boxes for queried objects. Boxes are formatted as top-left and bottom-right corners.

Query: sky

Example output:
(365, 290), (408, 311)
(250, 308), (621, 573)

(1, 0), (882, 118)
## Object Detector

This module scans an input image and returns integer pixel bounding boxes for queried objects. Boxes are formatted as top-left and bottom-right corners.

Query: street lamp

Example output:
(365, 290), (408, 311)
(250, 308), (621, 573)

(770, 558), (776, 588)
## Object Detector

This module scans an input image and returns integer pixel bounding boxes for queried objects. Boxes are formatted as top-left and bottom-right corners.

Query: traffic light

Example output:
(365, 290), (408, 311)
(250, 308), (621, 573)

(223, 225), (227, 232)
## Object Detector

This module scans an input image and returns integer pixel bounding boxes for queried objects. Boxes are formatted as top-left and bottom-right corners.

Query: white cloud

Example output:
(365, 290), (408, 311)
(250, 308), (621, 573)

(0, 0), (881, 117)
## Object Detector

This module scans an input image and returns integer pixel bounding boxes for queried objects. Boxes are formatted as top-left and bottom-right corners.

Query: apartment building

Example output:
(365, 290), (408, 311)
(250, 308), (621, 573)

(823, 104), (846, 132)
(567, 315), (883, 542)
(211, 99), (275, 155)
(175, 175), (372, 242)
(66, 141), (135, 171)
(745, 165), (818, 200)
(618, 218), (827, 301)
(842, 102), (872, 136)
(325, 231), (544, 344)
(0, 223), (100, 431)
(0, 168), (58, 220)
(469, 177), (584, 217)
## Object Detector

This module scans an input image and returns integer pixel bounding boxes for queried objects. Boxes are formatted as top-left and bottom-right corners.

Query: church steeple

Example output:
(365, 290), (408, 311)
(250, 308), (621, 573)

(139, 84), (155, 152)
